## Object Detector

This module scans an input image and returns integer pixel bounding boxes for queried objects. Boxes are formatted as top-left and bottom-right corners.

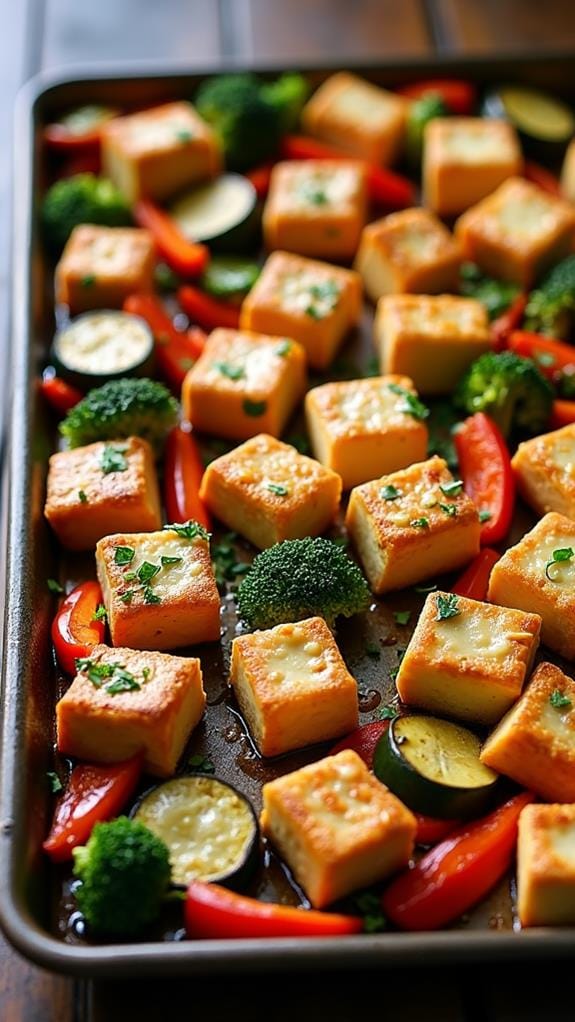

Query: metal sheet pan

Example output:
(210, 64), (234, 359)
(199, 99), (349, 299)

(3, 52), (575, 977)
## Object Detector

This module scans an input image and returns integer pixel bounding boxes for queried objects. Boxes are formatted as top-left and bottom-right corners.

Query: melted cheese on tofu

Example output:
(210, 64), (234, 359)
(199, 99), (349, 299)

(300, 756), (391, 829)
(548, 821), (575, 866)
(539, 698), (575, 742)
(390, 296), (487, 340)
(336, 382), (408, 432)
(550, 433), (575, 475)
(288, 165), (361, 210)
(443, 127), (510, 162)
(277, 271), (342, 318)
(114, 532), (207, 602)
(378, 473), (456, 528)
(121, 106), (199, 154)
(495, 194), (561, 241)
(203, 335), (288, 392)
(388, 224), (446, 264)
(264, 624), (332, 692)
(82, 232), (146, 275)
(227, 438), (326, 498)
(518, 530), (575, 590)
(435, 611), (520, 663)
(334, 84), (401, 128)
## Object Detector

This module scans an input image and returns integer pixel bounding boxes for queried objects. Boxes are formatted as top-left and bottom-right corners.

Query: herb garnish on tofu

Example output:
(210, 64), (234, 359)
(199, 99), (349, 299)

(164, 520), (210, 541)
(114, 545), (135, 565)
(75, 658), (144, 695)
(545, 546), (574, 581)
(101, 444), (128, 474)
(550, 689), (572, 710)
(381, 485), (401, 501)
(436, 593), (460, 620)
(387, 383), (429, 422)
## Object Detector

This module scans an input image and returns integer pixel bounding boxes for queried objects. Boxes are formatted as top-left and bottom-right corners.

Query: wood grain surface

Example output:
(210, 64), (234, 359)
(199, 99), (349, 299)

(2, 1), (575, 1019)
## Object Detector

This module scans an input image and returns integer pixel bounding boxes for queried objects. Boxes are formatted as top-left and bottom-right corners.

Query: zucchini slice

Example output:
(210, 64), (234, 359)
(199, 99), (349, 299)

(373, 714), (498, 819)
(169, 173), (259, 251)
(483, 86), (575, 158)
(201, 256), (260, 301)
(132, 775), (259, 889)
(52, 311), (154, 390)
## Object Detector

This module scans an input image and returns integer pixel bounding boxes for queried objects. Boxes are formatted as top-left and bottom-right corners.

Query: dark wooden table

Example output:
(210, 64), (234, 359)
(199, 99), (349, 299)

(2, 1), (575, 1018)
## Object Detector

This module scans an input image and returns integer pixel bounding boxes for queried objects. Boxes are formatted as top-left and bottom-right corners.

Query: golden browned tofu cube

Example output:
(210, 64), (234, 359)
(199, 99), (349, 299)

(423, 117), (522, 218)
(55, 225), (155, 313)
(263, 160), (367, 261)
(240, 250), (362, 371)
(305, 374), (428, 490)
(561, 138), (575, 204)
(182, 328), (307, 441)
(487, 512), (575, 660)
(261, 750), (416, 907)
(56, 643), (205, 776)
(301, 72), (408, 166)
(512, 423), (575, 520)
(44, 437), (161, 551)
(230, 617), (358, 757)
(354, 208), (462, 303)
(396, 592), (541, 726)
(518, 803), (575, 927)
(345, 456), (480, 594)
(96, 525), (220, 651)
(101, 101), (221, 203)
(374, 293), (491, 396)
(200, 433), (341, 549)
(456, 177), (575, 287)
(481, 662), (575, 801)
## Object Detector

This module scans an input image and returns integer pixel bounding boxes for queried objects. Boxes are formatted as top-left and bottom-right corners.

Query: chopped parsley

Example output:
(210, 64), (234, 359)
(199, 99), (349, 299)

(550, 689), (572, 710)
(410, 517), (429, 529)
(119, 590), (134, 604)
(47, 578), (64, 594)
(436, 593), (460, 621)
(393, 610), (411, 626)
(187, 753), (216, 774)
(114, 545), (135, 565)
(387, 384), (429, 422)
(214, 361), (245, 381)
(92, 604), (107, 622)
(305, 279), (340, 319)
(80, 274), (95, 288)
(440, 480), (464, 497)
(300, 181), (329, 205)
(243, 399), (267, 417)
(365, 642), (381, 659)
(479, 509), (492, 523)
(160, 555), (182, 567)
(380, 484), (401, 501)
(353, 891), (387, 934)
(106, 674), (141, 695)
(377, 704), (399, 721)
(266, 482), (289, 497)
(285, 432), (310, 454)
(439, 503), (457, 517)
(101, 444), (128, 474)
(275, 340), (292, 357)
(137, 561), (161, 585)
(545, 547), (574, 580)
(212, 532), (250, 586)
(143, 586), (162, 605)
(76, 658), (143, 694)
(47, 771), (63, 794)
(78, 489), (88, 503)
(164, 521), (210, 541)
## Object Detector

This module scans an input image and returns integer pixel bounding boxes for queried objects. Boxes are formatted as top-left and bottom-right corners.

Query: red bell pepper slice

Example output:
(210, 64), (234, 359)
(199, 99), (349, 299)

(523, 160), (562, 197)
(51, 580), (106, 676)
(550, 399), (575, 429)
(123, 294), (207, 393)
(330, 723), (458, 847)
(40, 373), (83, 415)
(43, 107), (118, 152)
(43, 756), (142, 862)
(279, 135), (415, 209)
(164, 425), (211, 530)
(382, 791), (533, 931)
(178, 284), (241, 332)
(185, 882), (362, 939)
(491, 294), (527, 351)
(246, 162), (275, 200)
(396, 79), (476, 115)
(451, 548), (501, 601)
(58, 150), (102, 178)
(454, 413), (515, 546)
(133, 199), (210, 278)
(507, 329), (575, 376)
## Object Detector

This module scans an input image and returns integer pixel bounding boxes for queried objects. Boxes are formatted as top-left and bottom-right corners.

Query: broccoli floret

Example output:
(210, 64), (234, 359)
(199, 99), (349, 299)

(195, 73), (282, 170)
(73, 817), (171, 936)
(524, 255), (575, 339)
(60, 377), (178, 451)
(236, 537), (371, 630)
(460, 262), (520, 320)
(42, 173), (131, 251)
(406, 94), (448, 166)
(260, 72), (309, 133)
(454, 351), (553, 437)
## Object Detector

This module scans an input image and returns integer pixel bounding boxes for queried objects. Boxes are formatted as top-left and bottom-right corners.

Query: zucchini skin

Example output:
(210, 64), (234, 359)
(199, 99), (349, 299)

(52, 311), (155, 391)
(482, 87), (575, 161)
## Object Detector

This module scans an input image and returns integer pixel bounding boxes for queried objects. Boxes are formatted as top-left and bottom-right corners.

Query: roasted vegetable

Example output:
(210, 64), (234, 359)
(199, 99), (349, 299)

(406, 94), (448, 166)
(42, 173), (131, 251)
(454, 351), (553, 437)
(459, 262), (520, 320)
(236, 536), (371, 629)
(60, 377), (178, 451)
(195, 73), (281, 170)
(260, 72), (309, 133)
(72, 816), (171, 936)
(524, 255), (575, 339)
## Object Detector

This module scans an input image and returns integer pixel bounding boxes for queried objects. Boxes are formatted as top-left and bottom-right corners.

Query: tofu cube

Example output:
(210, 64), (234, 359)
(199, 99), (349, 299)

(305, 374), (428, 490)
(487, 512), (575, 660)
(44, 437), (161, 551)
(56, 643), (205, 777)
(230, 617), (358, 757)
(200, 433), (341, 549)
(345, 455), (481, 593)
(55, 225), (155, 313)
(481, 662), (575, 802)
(96, 525), (220, 650)
(261, 750), (416, 907)
(396, 592), (541, 726)
(101, 101), (221, 203)
(561, 137), (575, 204)
(354, 208), (462, 303)
(263, 160), (367, 261)
(518, 803), (575, 927)
(301, 72), (409, 166)
(240, 250), (362, 371)
(182, 328), (307, 441)
(374, 293), (491, 396)
(512, 423), (575, 520)
(423, 117), (522, 218)
(456, 177), (575, 287)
